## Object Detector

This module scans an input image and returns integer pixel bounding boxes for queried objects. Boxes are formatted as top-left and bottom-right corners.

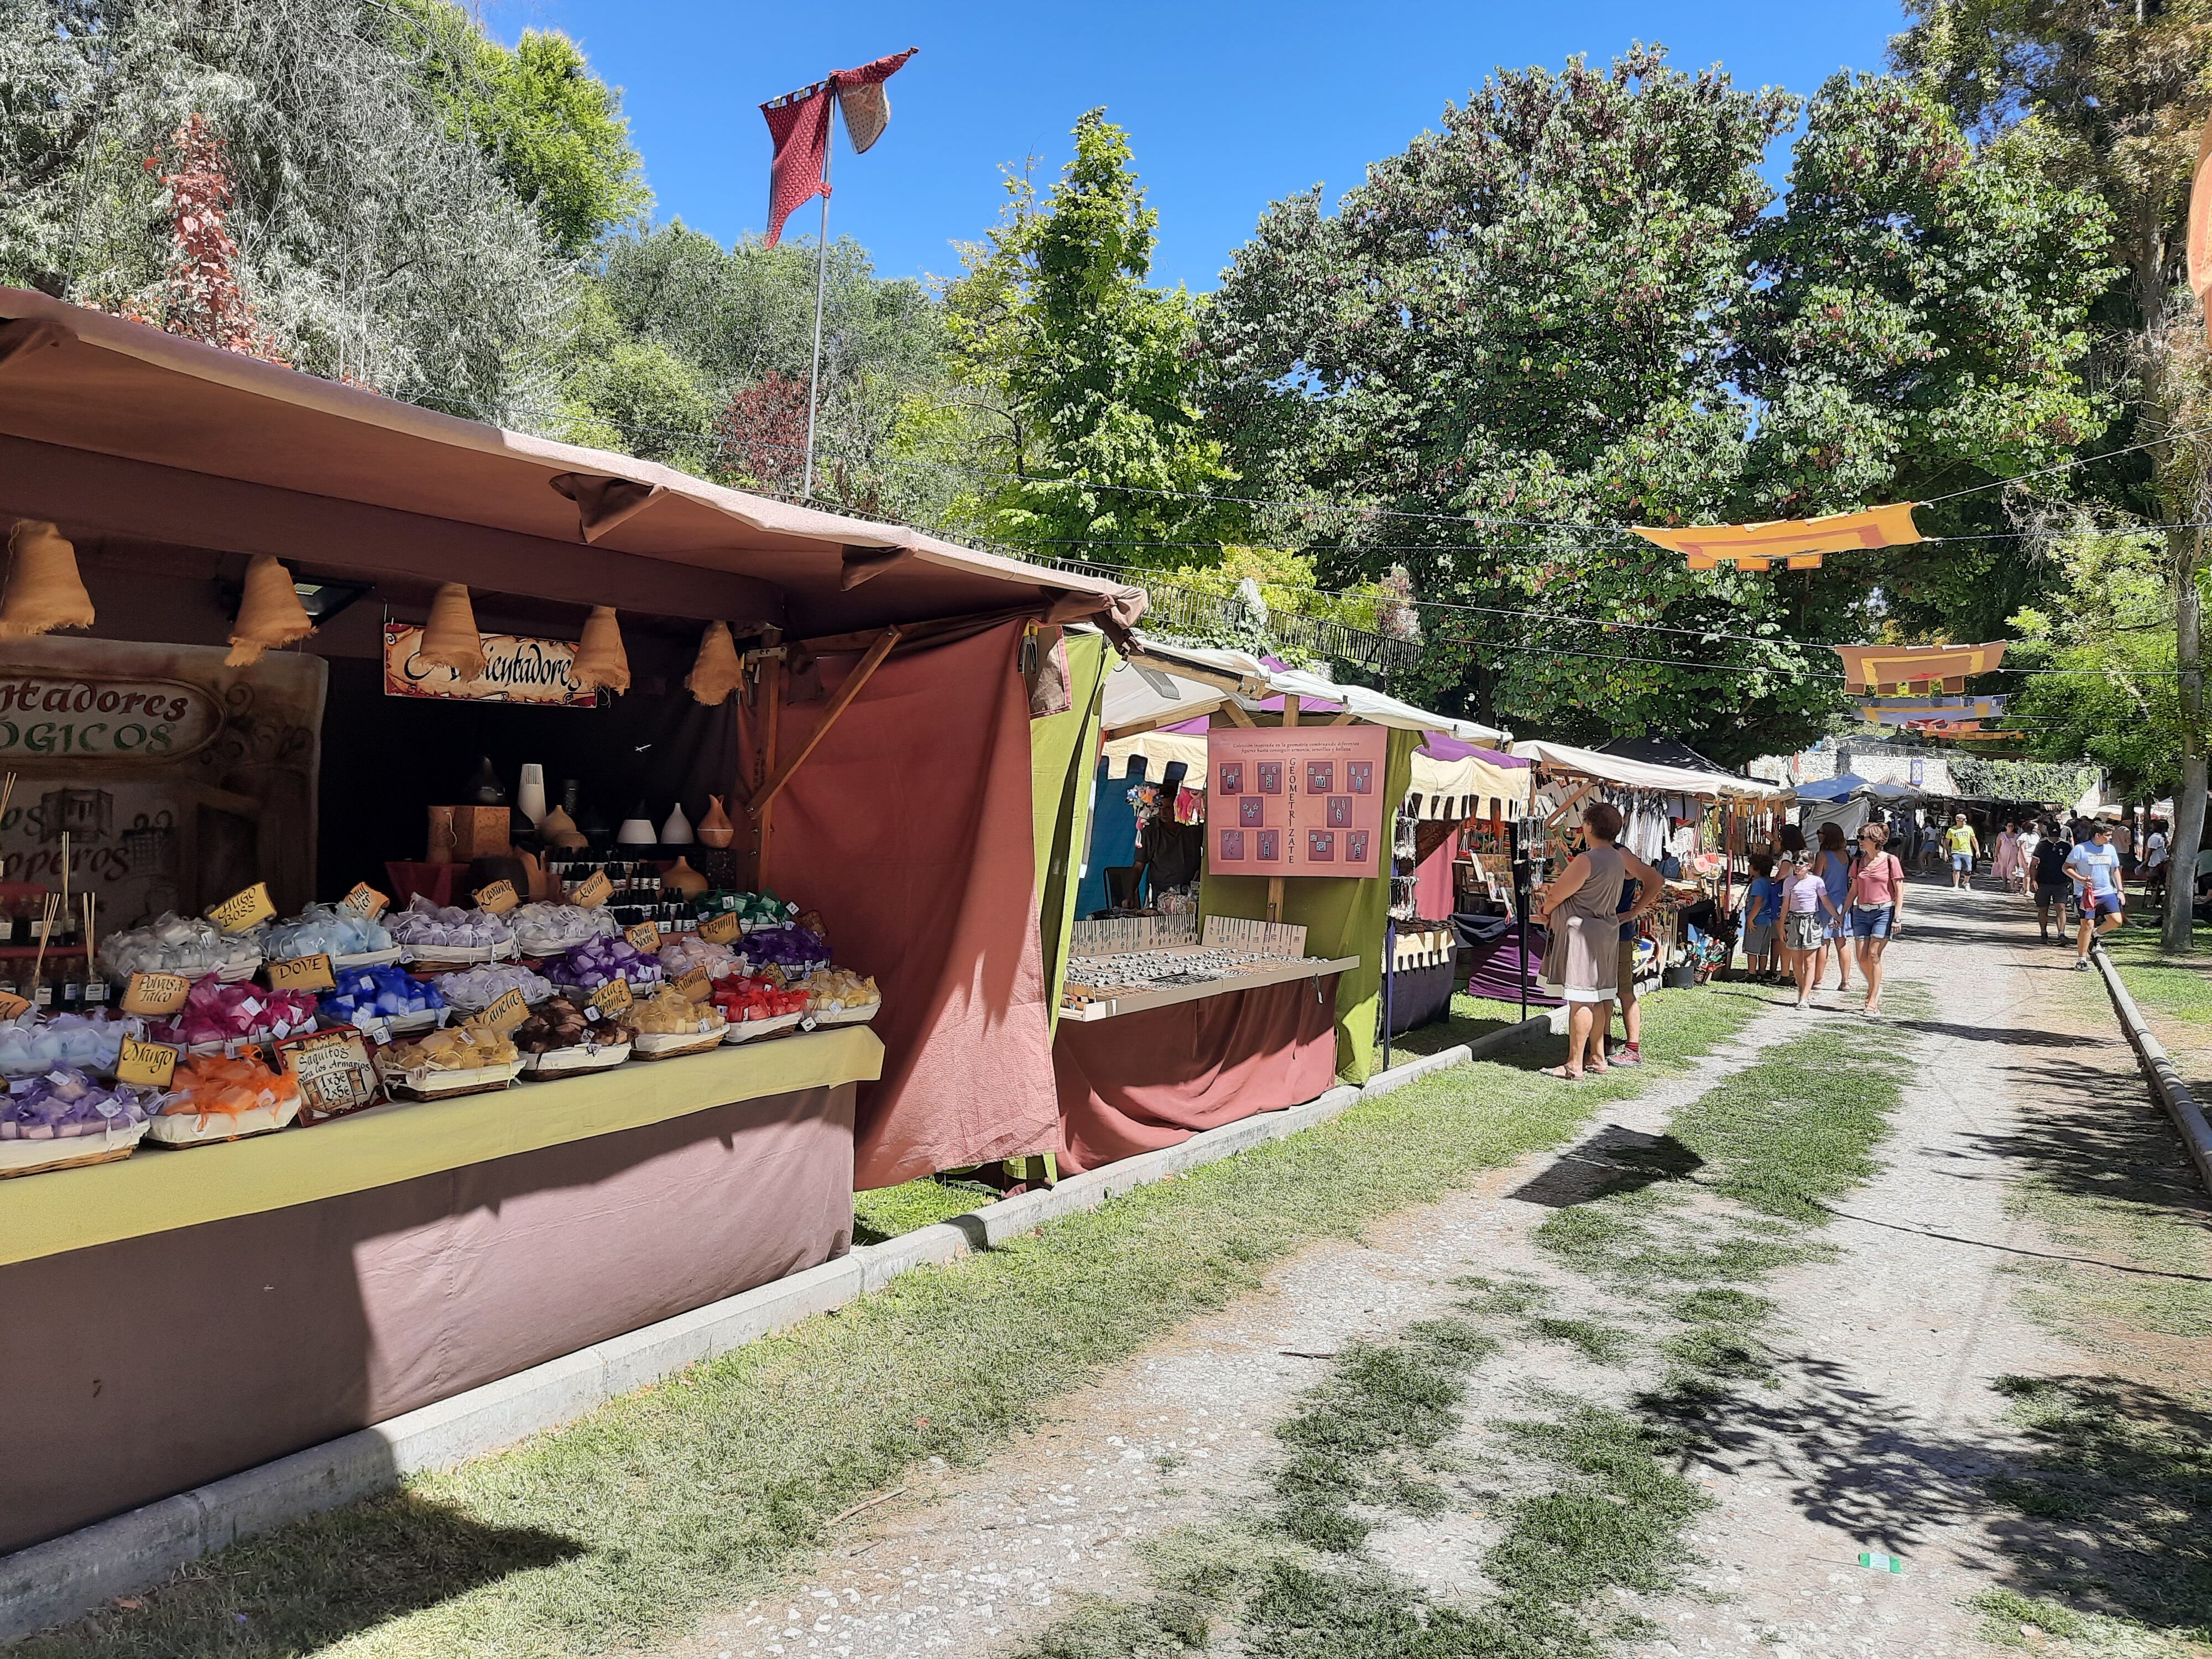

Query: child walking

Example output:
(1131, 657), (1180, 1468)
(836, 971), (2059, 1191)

(1740, 852), (1781, 982)
(1782, 853), (1841, 1008)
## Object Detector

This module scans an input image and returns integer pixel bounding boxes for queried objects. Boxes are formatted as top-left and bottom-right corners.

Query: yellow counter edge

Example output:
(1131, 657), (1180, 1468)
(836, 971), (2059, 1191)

(0, 1026), (884, 1267)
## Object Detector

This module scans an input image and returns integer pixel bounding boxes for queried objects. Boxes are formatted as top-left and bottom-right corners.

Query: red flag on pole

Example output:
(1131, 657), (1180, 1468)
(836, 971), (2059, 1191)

(760, 49), (915, 247)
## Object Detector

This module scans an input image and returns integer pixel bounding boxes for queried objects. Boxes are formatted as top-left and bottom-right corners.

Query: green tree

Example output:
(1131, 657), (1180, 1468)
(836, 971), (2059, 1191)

(938, 111), (1241, 562)
(384, 0), (650, 258)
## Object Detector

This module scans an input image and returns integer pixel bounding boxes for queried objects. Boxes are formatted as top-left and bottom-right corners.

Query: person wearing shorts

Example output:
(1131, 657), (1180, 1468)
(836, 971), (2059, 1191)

(1740, 852), (1780, 980)
(2067, 823), (2125, 969)
(1945, 813), (1981, 890)
(2030, 823), (2071, 942)
(1846, 823), (1907, 1015)
(1781, 855), (1839, 1008)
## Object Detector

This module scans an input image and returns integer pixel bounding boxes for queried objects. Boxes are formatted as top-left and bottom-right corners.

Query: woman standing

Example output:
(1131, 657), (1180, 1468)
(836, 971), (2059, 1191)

(1811, 823), (1855, 993)
(1537, 802), (1660, 1081)
(1847, 822), (1908, 1015)
(1992, 821), (2025, 894)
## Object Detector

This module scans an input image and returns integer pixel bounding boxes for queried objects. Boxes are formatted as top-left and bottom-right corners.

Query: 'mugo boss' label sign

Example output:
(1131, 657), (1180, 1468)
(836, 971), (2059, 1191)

(0, 676), (222, 761)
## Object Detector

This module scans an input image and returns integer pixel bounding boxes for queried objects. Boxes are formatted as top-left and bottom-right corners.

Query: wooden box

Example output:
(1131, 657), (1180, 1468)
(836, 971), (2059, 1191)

(446, 806), (512, 862)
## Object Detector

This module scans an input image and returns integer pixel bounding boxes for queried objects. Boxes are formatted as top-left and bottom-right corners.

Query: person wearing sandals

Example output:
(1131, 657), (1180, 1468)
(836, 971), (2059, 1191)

(1537, 802), (1661, 1080)
(1846, 822), (1907, 1014)
(1781, 854), (1840, 1007)
(1811, 822), (1855, 994)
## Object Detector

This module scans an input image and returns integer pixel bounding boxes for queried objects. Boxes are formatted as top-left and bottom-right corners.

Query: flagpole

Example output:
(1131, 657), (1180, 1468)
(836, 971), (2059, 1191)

(802, 103), (833, 500)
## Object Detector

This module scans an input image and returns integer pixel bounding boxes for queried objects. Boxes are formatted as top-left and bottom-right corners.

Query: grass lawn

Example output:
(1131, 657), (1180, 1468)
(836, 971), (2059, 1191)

(19, 987), (1771, 1659)
(2097, 919), (2212, 1034)
(1391, 989), (1540, 1057)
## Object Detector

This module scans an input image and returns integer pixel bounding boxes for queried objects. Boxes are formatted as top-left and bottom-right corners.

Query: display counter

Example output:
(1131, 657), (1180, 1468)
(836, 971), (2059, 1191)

(0, 1028), (879, 1553)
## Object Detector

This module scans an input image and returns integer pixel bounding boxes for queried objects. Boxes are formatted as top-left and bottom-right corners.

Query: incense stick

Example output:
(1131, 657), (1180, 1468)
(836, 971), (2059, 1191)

(30, 892), (58, 1000)
(0, 771), (13, 880)
(82, 892), (95, 980)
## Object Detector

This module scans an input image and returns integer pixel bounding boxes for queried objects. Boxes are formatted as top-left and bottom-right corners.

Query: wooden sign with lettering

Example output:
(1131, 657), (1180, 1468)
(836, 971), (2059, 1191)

(589, 978), (633, 1019)
(698, 910), (742, 946)
(572, 870), (613, 908)
(276, 1029), (379, 1120)
(206, 881), (276, 934)
(340, 882), (390, 921)
(267, 953), (337, 992)
(473, 879), (519, 915)
(624, 921), (661, 956)
(121, 972), (192, 1016)
(673, 966), (712, 1003)
(117, 1037), (181, 1089)
(479, 988), (531, 1035)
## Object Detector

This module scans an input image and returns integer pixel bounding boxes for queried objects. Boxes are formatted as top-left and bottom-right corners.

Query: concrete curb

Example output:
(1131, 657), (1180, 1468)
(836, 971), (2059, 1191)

(0, 1021), (1552, 1642)
(2091, 943), (2212, 1198)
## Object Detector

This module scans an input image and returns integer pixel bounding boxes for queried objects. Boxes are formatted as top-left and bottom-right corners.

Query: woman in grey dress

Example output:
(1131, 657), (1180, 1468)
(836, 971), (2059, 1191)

(1537, 801), (1657, 1079)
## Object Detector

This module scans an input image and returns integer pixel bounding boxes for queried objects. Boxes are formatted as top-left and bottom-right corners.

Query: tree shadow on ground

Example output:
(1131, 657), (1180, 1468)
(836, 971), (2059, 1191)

(15, 1491), (583, 1658)
(1507, 1125), (1704, 1208)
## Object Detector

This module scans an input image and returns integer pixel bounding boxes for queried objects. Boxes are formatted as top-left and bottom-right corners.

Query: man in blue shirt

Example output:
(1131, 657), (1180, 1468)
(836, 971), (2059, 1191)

(2066, 822), (2125, 970)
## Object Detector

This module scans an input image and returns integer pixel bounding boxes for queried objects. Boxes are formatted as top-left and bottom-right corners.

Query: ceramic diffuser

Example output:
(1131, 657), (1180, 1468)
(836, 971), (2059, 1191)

(573, 606), (630, 693)
(225, 554), (314, 666)
(615, 801), (658, 847)
(697, 795), (735, 848)
(0, 520), (95, 639)
(660, 802), (694, 845)
(686, 621), (743, 705)
(419, 583), (486, 680)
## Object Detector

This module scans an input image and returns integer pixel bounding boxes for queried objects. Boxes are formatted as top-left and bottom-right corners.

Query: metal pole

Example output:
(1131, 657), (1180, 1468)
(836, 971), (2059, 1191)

(1512, 817), (1531, 1025)
(1383, 917), (1395, 1074)
(802, 103), (834, 500)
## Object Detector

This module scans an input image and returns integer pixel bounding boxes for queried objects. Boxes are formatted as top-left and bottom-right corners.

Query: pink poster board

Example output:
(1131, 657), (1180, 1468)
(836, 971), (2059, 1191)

(1208, 725), (1389, 878)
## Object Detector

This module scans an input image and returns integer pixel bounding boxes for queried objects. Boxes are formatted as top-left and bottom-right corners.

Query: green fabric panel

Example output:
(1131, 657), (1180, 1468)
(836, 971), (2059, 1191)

(1029, 632), (1112, 1038)
(1200, 724), (1418, 1084)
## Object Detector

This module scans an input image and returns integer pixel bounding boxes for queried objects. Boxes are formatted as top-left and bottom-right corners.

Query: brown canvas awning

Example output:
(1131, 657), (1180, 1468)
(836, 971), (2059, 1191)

(0, 290), (1146, 637)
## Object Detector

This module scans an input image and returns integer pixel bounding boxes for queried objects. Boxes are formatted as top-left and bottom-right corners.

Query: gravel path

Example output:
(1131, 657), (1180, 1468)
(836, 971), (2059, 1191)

(661, 878), (2164, 1659)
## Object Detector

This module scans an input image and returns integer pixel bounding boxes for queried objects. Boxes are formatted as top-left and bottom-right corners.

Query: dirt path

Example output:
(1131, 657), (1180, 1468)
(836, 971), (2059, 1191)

(664, 880), (2204, 1659)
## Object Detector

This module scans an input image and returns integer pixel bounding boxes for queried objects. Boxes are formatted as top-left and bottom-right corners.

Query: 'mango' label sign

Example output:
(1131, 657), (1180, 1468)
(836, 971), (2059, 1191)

(383, 621), (596, 707)
(0, 676), (221, 760)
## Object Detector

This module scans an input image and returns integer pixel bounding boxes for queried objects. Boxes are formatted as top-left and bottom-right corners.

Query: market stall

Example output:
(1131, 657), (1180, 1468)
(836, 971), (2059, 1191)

(1050, 641), (1517, 1170)
(0, 290), (1145, 1553)
(1509, 739), (1791, 994)
(1792, 772), (1922, 841)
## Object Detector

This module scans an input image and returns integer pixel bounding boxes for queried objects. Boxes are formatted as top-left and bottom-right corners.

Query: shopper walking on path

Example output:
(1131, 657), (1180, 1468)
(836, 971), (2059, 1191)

(1991, 821), (2023, 893)
(2145, 816), (2171, 909)
(2031, 822), (2072, 942)
(1847, 822), (1908, 1014)
(1811, 822), (1855, 993)
(1945, 812), (1981, 890)
(1782, 853), (1842, 1008)
(1536, 802), (1658, 1080)
(2067, 821), (2126, 969)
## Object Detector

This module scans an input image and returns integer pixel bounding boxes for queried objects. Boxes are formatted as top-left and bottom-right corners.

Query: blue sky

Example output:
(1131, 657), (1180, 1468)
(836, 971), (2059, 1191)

(498, 1), (1909, 293)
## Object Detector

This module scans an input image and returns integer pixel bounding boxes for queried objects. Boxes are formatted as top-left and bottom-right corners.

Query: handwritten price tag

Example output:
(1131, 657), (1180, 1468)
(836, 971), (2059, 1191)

(267, 953), (336, 992)
(480, 988), (532, 1035)
(473, 879), (519, 915)
(624, 921), (661, 955)
(340, 882), (390, 921)
(206, 881), (276, 935)
(277, 1029), (378, 1117)
(673, 966), (712, 1003)
(117, 1037), (181, 1089)
(122, 972), (192, 1016)
(572, 870), (613, 907)
(0, 990), (29, 1020)
(589, 978), (634, 1019)
(698, 910), (742, 946)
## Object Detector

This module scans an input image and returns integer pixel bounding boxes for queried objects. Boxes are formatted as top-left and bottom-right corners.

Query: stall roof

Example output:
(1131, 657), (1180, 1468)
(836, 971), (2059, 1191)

(0, 291), (1146, 635)
(1792, 771), (1921, 804)
(1098, 727), (1531, 817)
(1512, 739), (1788, 801)
(1102, 638), (1510, 743)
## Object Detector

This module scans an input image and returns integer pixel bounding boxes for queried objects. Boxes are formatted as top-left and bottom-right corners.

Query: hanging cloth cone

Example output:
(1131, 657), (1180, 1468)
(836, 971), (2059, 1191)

(225, 555), (315, 666)
(419, 583), (487, 681)
(686, 620), (743, 705)
(0, 520), (95, 639)
(573, 606), (630, 693)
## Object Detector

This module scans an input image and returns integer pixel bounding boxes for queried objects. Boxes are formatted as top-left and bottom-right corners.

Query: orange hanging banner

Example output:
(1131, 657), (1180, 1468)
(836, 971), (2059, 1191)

(1830, 640), (2008, 695)
(1634, 503), (1922, 572)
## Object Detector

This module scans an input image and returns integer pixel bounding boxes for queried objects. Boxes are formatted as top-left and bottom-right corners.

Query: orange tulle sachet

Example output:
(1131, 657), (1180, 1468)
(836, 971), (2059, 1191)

(162, 1053), (299, 1119)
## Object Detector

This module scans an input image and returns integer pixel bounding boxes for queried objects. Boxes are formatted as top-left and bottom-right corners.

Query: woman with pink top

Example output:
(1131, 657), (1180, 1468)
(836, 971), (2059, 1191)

(1845, 822), (1908, 1015)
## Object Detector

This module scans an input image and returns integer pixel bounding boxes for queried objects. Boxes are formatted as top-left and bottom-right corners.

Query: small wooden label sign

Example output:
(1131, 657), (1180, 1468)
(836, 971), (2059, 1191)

(589, 978), (633, 1019)
(473, 879), (519, 915)
(0, 989), (30, 1020)
(673, 966), (712, 1003)
(340, 882), (390, 921)
(267, 953), (337, 992)
(276, 1029), (379, 1117)
(122, 971), (193, 1016)
(624, 921), (661, 956)
(207, 881), (276, 935)
(117, 1037), (181, 1089)
(698, 910), (743, 946)
(480, 987), (532, 1035)
(572, 870), (613, 908)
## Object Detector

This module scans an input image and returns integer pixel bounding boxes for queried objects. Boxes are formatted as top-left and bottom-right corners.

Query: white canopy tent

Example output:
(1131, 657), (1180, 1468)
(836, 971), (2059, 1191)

(1099, 638), (1511, 744)
(1511, 739), (1787, 802)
